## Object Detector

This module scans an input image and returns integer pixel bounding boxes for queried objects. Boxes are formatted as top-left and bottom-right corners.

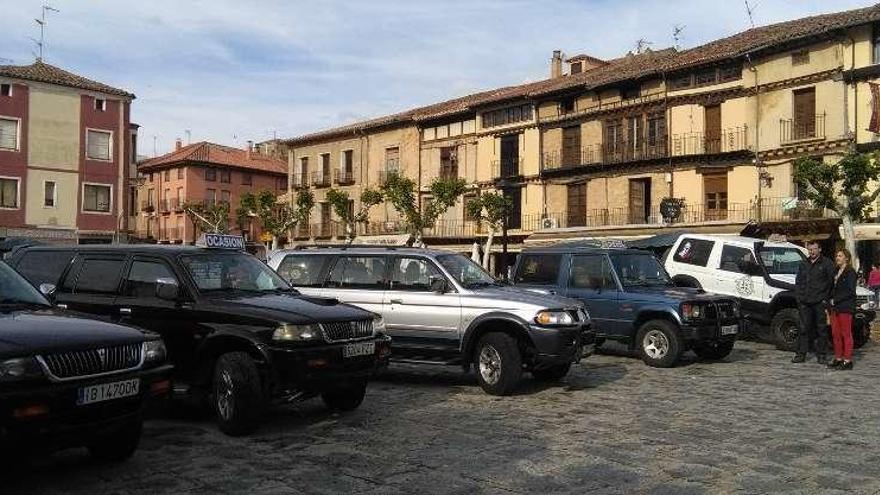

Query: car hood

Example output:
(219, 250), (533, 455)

(623, 286), (732, 303)
(465, 285), (582, 310)
(0, 309), (145, 359)
(204, 293), (375, 323)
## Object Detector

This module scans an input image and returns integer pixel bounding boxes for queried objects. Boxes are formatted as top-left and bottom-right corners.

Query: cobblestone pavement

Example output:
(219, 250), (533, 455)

(5, 340), (880, 495)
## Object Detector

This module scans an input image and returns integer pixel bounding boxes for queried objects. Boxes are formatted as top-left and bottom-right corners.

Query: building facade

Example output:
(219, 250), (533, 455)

(136, 141), (287, 244)
(0, 60), (136, 244)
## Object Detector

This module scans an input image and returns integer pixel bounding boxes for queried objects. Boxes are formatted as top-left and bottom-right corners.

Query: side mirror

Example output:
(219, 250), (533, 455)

(429, 276), (448, 293)
(39, 283), (56, 299)
(155, 278), (180, 301)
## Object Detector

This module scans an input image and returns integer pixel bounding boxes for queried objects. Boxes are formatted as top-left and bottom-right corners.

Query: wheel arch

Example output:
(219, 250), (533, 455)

(460, 313), (535, 371)
(630, 310), (681, 349)
(195, 334), (269, 388)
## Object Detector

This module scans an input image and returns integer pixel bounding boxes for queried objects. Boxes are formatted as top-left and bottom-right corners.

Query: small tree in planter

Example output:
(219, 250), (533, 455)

(237, 190), (315, 251)
(182, 200), (230, 243)
(466, 192), (512, 269)
(380, 173), (468, 247)
(325, 188), (383, 243)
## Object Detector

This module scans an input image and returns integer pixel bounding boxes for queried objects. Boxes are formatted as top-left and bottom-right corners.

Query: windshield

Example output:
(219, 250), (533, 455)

(0, 262), (51, 307)
(758, 247), (805, 275)
(610, 253), (673, 287)
(181, 253), (291, 293)
(436, 254), (498, 288)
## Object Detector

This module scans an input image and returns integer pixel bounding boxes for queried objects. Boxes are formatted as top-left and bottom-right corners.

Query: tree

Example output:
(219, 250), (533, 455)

(325, 187), (383, 243)
(466, 192), (512, 269)
(182, 200), (230, 243)
(793, 151), (880, 269)
(380, 173), (468, 247)
(237, 190), (314, 251)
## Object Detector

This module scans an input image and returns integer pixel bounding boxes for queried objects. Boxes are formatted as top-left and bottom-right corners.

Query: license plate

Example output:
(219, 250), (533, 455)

(77, 379), (140, 406)
(343, 342), (375, 358)
(721, 324), (739, 335)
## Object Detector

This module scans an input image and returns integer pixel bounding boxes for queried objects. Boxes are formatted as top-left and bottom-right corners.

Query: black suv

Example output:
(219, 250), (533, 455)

(0, 261), (171, 461)
(9, 243), (391, 436)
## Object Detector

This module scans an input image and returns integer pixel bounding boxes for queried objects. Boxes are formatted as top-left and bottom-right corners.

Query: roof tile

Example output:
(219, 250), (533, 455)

(0, 60), (134, 98)
(138, 142), (286, 175)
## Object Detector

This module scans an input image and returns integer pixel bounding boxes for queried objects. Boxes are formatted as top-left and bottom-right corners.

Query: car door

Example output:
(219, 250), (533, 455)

(54, 253), (127, 321)
(714, 244), (765, 306)
(562, 254), (623, 337)
(382, 256), (461, 348)
(668, 237), (715, 289)
(273, 253), (333, 297)
(323, 255), (388, 315)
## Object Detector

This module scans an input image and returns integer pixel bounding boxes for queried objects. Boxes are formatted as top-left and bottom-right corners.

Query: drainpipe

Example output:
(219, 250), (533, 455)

(850, 34), (858, 151)
(746, 54), (762, 222)
(662, 70), (672, 198)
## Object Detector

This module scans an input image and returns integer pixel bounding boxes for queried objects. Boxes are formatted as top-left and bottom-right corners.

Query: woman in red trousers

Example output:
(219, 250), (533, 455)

(828, 249), (857, 370)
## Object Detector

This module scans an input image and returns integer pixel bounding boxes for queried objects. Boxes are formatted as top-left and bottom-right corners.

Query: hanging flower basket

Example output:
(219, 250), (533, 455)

(660, 197), (686, 223)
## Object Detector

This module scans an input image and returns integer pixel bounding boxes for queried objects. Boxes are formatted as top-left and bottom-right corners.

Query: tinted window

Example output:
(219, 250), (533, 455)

(277, 254), (331, 287)
(73, 258), (125, 294)
(610, 254), (672, 287)
(15, 250), (75, 286)
(123, 260), (177, 297)
(569, 255), (616, 290)
(389, 258), (442, 291)
(181, 253), (288, 292)
(514, 254), (562, 285)
(719, 245), (755, 273)
(326, 256), (387, 290)
(672, 238), (714, 267)
(0, 262), (51, 307)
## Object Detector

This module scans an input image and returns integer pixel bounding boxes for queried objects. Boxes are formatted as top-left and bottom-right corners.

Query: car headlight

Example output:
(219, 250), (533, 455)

(535, 310), (576, 326)
(273, 323), (324, 342)
(0, 357), (44, 382)
(681, 303), (705, 320)
(142, 339), (167, 366)
(373, 316), (386, 334)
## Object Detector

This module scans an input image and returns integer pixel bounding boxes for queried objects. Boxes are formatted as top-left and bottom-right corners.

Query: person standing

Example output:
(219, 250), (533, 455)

(793, 240), (835, 364)
(828, 249), (857, 370)
(867, 263), (880, 306)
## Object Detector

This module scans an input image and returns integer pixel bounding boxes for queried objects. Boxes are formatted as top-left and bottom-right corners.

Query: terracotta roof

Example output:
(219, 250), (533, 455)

(0, 60), (135, 98)
(566, 54), (607, 65)
(138, 142), (286, 175)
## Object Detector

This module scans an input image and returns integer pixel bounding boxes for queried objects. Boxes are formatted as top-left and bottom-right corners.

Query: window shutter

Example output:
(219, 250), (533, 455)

(87, 130), (111, 160)
(0, 119), (18, 150)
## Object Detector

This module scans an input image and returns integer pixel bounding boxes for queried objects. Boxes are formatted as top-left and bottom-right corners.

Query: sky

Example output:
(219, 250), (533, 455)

(0, 0), (872, 157)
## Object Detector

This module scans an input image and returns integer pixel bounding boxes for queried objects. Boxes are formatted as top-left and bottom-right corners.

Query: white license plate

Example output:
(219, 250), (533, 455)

(721, 324), (739, 335)
(343, 342), (375, 358)
(77, 379), (140, 406)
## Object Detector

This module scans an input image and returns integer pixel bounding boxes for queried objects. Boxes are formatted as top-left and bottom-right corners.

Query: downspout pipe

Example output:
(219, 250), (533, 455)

(745, 53), (762, 222)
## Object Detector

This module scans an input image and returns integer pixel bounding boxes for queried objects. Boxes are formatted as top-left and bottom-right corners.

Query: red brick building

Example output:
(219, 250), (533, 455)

(137, 141), (287, 243)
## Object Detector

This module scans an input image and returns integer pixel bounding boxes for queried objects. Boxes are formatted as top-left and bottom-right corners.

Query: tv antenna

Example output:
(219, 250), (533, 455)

(635, 38), (653, 54)
(185, 129), (191, 145)
(744, 0), (759, 28)
(32, 4), (60, 61)
(673, 25), (686, 50)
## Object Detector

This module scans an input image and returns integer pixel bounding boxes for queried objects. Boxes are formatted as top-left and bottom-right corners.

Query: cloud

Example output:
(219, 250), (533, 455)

(0, 0), (870, 155)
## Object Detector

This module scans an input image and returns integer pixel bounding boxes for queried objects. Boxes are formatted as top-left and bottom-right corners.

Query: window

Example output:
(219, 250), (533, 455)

(389, 258), (443, 292)
(276, 254), (332, 287)
(219, 170), (231, 183)
(71, 258), (125, 294)
(385, 147), (400, 171)
(560, 97), (576, 114)
(94, 98), (106, 111)
(647, 114), (666, 147)
(44, 181), (56, 207)
(610, 253), (670, 288)
(164, 170), (170, 181)
(177, 167), (183, 179)
(719, 245), (756, 273)
(0, 117), (19, 150)
(621, 85), (640, 100)
(672, 238), (714, 267)
(791, 49), (810, 66)
(15, 250), (75, 287)
(176, 186), (183, 202)
(220, 190), (230, 204)
(123, 260), (177, 298)
(569, 255), (616, 290)
(463, 194), (479, 221)
(570, 61), (583, 74)
(242, 173), (252, 185)
(205, 167), (217, 181)
(343, 150), (354, 176)
(326, 256), (387, 290)
(83, 184), (111, 212)
(206, 188), (216, 204)
(481, 104), (533, 129)
(440, 147), (457, 179)
(149, 173), (154, 182)
(719, 64), (742, 82)
(694, 68), (718, 86)
(0, 177), (19, 208)
(874, 22), (880, 64)
(514, 254), (562, 285)
(0, 84), (11, 97)
(86, 129), (112, 160)
(129, 186), (137, 214)
(670, 74), (692, 89)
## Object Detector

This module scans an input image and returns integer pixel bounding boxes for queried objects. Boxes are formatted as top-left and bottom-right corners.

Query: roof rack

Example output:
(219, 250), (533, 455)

(289, 244), (423, 251)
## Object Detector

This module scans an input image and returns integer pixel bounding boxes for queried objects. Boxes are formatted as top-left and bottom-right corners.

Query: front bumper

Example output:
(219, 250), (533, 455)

(529, 322), (596, 366)
(0, 364), (172, 451)
(679, 319), (741, 342)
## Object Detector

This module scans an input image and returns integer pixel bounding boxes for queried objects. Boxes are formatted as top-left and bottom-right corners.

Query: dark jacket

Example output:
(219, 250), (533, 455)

(795, 255), (835, 305)
(831, 266), (857, 313)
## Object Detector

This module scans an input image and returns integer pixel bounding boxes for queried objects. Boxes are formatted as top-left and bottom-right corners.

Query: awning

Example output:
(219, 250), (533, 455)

(844, 223), (880, 241)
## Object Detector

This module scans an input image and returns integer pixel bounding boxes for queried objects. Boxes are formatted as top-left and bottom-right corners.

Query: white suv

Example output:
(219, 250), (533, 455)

(663, 234), (874, 350)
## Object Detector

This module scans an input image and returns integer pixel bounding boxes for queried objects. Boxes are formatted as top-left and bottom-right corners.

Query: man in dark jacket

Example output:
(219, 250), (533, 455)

(793, 240), (835, 363)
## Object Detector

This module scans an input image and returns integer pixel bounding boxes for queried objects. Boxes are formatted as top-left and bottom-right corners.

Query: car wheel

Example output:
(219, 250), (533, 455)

(853, 315), (870, 349)
(692, 340), (735, 360)
(771, 308), (800, 352)
(88, 417), (142, 462)
(636, 320), (682, 368)
(474, 332), (522, 396)
(213, 351), (264, 436)
(322, 379), (367, 412)
(531, 363), (571, 382)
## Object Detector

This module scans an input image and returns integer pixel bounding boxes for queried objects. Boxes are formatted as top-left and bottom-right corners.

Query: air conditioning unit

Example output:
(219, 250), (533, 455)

(541, 217), (558, 229)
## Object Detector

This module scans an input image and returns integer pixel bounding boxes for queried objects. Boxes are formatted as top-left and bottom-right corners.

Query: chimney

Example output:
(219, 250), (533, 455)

(551, 50), (563, 79)
(246, 140), (254, 158)
(175, 138), (182, 151)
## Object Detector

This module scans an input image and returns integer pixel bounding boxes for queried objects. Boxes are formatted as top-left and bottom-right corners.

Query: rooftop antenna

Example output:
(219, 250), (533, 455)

(673, 25), (686, 50)
(152, 135), (158, 157)
(32, 4), (60, 61)
(744, 0), (758, 29)
(185, 129), (191, 145)
(635, 38), (653, 54)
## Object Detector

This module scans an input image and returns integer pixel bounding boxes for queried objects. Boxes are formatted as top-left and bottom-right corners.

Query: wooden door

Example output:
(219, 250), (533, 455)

(793, 88), (816, 139)
(628, 179), (649, 224)
(704, 104), (721, 153)
(704, 174), (728, 220)
(500, 135), (519, 177)
(504, 187), (522, 230)
(562, 126), (581, 167)
(320, 203), (331, 236)
(567, 183), (587, 227)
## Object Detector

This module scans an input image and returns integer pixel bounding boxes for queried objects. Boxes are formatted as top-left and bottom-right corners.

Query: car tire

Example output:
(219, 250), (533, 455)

(88, 417), (142, 462)
(692, 340), (735, 360)
(771, 308), (800, 352)
(853, 316), (870, 349)
(636, 320), (682, 368)
(321, 379), (368, 412)
(474, 332), (522, 396)
(213, 351), (264, 436)
(531, 363), (571, 382)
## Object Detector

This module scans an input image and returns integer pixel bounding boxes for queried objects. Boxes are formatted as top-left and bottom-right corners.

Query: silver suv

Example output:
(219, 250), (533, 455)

(268, 246), (595, 395)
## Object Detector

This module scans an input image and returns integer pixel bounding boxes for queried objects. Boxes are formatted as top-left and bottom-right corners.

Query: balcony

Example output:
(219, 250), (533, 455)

(312, 222), (344, 239)
(158, 199), (172, 214)
(158, 227), (181, 243)
(292, 173), (310, 189)
(140, 200), (155, 213)
(170, 197), (184, 212)
(335, 169), (355, 186)
(312, 172), (331, 188)
(491, 157), (524, 179)
(378, 168), (401, 185)
(780, 113), (826, 144)
(670, 126), (749, 156)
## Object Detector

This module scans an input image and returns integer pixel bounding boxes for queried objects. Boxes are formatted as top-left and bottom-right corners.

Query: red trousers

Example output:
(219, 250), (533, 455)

(829, 310), (853, 361)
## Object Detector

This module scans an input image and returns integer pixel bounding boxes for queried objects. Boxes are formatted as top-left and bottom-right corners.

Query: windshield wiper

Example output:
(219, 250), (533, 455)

(466, 281), (501, 288)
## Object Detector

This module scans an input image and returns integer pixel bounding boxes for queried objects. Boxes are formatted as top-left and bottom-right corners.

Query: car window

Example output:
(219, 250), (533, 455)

(181, 253), (288, 292)
(514, 254), (562, 285)
(71, 258), (125, 294)
(610, 253), (672, 287)
(672, 238), (714, 267)
(569, 255), (617, 290)
(719, 245), (755, 273)
(277, 254), (331, 287)
(14, 250), (75, 286)
(389, 257), (442, 291)
(326, 256), (387, 290)
(123, 260), (177, 298)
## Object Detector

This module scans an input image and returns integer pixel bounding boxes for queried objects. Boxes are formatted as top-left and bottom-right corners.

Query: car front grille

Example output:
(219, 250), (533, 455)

(713, 301), (738, 320)
(39, 343), (142, 380)
(321, 320), (374, 342)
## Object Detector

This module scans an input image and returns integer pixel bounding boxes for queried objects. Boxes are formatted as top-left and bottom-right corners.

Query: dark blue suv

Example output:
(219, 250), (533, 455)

(511, 244), (740, 367)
